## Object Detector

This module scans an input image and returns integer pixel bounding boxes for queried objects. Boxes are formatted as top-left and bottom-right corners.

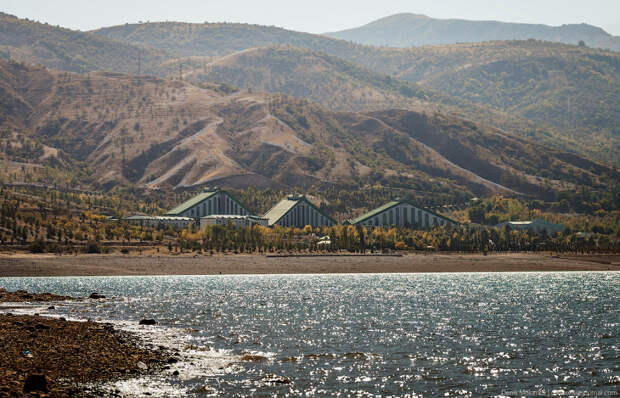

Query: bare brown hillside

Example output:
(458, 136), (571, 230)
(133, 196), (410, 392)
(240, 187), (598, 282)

(2, 14), (617, 163)
(0, 60), (616, 199)
(92, 21), (620, 163)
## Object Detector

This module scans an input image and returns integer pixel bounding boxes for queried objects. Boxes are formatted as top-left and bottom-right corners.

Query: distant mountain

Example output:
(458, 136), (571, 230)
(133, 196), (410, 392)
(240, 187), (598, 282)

(2, 60), (615, 199)
(325, 13), (620, 52)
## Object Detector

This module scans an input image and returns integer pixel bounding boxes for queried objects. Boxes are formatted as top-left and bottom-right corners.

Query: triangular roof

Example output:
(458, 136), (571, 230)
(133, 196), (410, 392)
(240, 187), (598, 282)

(350, 198), (459, 225)
(165, 188), (253, 216)
(263, 195), (336, 226)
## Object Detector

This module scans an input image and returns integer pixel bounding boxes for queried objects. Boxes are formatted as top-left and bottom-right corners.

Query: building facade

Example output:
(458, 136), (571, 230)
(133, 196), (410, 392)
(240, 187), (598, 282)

(495, 219), (565, 235)
(122, 215), (194, 228)
(349, 199), (459, 228)
(165, 187), (253, 220)
(200, 215), (269, 229)
(264, 195), (336, 228)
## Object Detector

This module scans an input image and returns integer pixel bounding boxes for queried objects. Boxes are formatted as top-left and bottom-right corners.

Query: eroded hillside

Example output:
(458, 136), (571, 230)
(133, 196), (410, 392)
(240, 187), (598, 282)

(92, 22), (620, 163)
(0, 60), (616, 201)
(2, 15), (617, 163)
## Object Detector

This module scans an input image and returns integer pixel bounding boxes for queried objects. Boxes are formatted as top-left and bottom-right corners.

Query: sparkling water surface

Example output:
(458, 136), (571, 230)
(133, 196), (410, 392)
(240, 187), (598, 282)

(1, 272), (618, 397)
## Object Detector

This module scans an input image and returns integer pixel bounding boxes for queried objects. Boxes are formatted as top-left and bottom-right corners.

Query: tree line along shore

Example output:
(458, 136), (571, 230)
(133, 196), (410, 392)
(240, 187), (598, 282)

(0, 185), (618, 256)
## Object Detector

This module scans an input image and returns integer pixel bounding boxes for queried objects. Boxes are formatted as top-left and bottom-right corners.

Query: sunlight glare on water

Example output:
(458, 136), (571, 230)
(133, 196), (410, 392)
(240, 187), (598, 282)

(1, 272), (618, 397)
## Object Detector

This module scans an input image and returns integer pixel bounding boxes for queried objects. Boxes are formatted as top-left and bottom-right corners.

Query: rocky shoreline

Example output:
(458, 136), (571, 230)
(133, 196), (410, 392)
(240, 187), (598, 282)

(0, 288), (74, 303)
(0, 290), (167, 397)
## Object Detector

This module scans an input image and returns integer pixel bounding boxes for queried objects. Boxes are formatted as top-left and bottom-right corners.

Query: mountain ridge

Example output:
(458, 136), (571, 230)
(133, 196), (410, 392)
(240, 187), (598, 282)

(170, 43), (620, 163)
(325, 13), (620, 52)
(0, 11), (170, 74)
(1, 59), (616, 201)
(90, 21), (620, 163)
(1, 15), (618, 164)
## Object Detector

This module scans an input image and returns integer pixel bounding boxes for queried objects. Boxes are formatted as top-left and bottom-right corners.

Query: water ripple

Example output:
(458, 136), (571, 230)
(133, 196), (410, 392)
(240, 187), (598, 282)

(1, 272), (618, 397)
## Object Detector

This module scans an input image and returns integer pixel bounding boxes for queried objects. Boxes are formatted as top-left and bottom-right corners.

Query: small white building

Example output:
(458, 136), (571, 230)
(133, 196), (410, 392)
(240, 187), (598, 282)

(200, 215), (269, 229)
(495, 219), (565, 235)
(317, 235), (331, 246)
(122, 215), (194, 228)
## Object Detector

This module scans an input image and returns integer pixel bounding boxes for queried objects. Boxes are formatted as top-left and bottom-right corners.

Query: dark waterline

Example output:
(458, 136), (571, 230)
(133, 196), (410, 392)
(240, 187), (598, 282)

(1, 272), (618, 397)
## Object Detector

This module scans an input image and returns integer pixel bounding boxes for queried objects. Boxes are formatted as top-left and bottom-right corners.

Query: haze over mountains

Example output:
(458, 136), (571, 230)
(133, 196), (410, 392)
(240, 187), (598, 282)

(326, 13), (620, 52)
(0, 11), (617, 200)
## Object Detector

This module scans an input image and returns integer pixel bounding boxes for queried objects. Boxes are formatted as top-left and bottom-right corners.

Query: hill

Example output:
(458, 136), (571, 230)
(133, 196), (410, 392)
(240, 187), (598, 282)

(325, 13), (620, 52)
(0, 60), (616, 203)
(92, 21), (361, 58)
(0, 12), (169, 74)
(1, 16), (616, 162)
(180, 45), (579, 155)
(385, 40), (620, 161)
(184, 45), (459, 112)
(177, 43), (620, 162)
(92, 22), (620, 163)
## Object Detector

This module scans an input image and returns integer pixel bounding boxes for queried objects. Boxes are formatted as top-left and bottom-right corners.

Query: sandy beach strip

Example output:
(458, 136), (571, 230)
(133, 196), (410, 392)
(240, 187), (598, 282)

(0, 253), (617, 277)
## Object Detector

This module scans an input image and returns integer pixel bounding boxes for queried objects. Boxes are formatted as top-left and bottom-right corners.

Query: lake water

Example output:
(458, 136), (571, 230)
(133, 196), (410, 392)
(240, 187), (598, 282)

(1, 272), (618, 397)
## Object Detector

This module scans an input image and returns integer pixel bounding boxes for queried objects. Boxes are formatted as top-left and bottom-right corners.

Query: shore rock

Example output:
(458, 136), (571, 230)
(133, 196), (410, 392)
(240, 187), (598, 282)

(89, 293), (106, 299)
(241, 354), (268, 362)
(261, 374), (291, 384)
(139, 319), (157, 325)
(23, 374), (48, 393)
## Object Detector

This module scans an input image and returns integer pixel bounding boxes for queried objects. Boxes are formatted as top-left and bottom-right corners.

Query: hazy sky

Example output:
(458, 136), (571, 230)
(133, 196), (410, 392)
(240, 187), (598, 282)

(3, 0), (620, 36)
